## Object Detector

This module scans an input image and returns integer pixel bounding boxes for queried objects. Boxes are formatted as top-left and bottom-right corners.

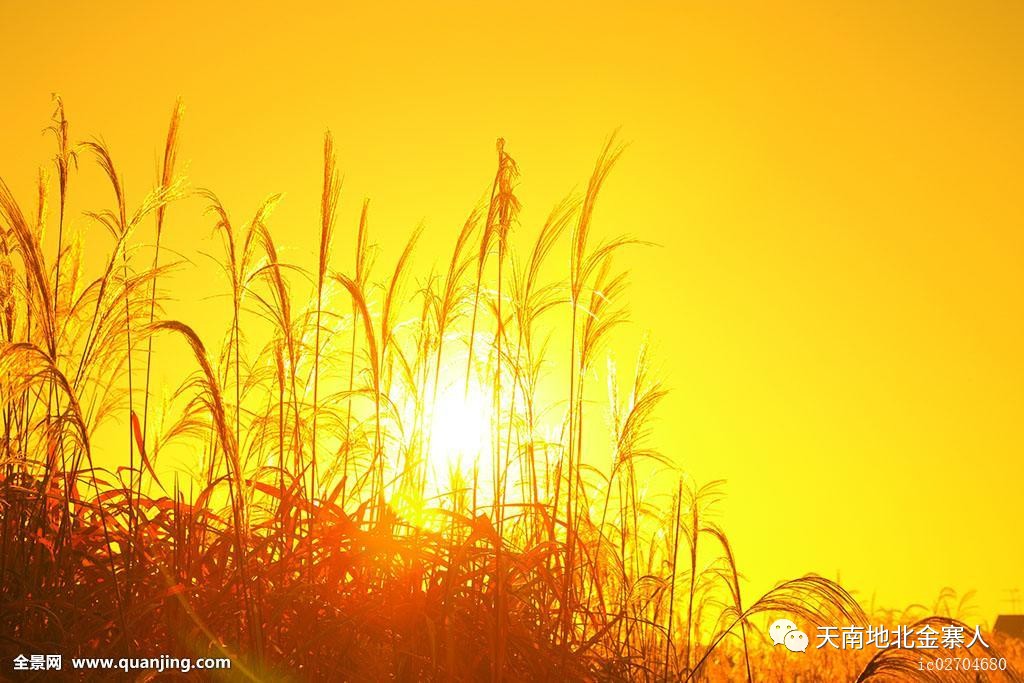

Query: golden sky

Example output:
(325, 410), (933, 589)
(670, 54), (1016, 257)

(2, 1), (1022, 622)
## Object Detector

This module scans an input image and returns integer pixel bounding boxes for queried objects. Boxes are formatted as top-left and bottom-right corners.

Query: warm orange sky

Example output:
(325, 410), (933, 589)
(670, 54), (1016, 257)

(2, 1), (1022, 623)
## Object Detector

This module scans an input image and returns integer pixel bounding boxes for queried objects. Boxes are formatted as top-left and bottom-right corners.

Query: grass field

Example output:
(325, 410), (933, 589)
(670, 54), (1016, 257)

(0, 100), (1020, 681)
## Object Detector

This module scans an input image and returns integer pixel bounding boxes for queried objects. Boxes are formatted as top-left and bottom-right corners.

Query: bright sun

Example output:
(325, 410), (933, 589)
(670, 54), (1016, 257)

(427, 381), (491, 479)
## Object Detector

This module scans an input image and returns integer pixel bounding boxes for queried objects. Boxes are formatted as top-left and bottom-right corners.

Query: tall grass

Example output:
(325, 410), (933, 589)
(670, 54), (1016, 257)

(0, 101), (1019, 682)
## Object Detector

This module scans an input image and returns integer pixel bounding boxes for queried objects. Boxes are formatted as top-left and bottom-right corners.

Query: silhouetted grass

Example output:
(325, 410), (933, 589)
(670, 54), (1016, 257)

(0, 99), (1019, 682)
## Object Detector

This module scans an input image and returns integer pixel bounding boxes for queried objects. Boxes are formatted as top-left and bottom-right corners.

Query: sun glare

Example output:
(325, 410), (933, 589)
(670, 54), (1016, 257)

(426, 381), (491, 484)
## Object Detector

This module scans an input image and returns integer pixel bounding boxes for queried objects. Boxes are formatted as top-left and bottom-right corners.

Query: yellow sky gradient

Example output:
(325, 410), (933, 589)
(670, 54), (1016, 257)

(2, 1), (1022, 623)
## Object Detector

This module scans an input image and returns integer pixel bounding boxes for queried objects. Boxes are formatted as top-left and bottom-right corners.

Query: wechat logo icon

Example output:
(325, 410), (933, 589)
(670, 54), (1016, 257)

(769, 618), (809, 653)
